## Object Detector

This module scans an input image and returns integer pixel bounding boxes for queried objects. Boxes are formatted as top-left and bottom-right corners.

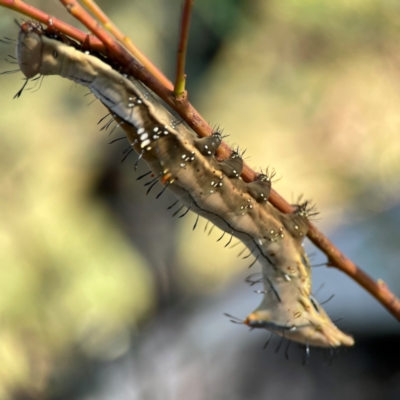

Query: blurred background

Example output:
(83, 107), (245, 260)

(0, 0), (400, 399)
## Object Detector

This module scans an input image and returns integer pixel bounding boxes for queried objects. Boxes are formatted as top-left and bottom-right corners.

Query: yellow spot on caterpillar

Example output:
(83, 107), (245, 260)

(294, 311), (302, 319)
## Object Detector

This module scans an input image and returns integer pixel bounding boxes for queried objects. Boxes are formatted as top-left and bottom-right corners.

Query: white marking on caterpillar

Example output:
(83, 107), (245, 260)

(14, 22), (354, 348)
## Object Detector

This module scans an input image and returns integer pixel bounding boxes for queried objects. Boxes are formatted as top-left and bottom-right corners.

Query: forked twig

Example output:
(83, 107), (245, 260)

(0, 0), (399, 321)
(0, 0), (105, 51)
(81, 0), (172, 89)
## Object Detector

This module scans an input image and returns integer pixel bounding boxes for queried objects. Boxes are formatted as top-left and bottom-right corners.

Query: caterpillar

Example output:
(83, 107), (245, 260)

(14, 20), (354, 348)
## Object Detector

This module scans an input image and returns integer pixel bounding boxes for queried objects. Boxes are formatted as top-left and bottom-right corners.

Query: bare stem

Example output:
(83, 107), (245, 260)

(1, 0), (399, 321)
(81, 0), (172, 90)
(174, 0), (194, 97)
(59, 0), (126, 55)
(0, 0), (106, 51)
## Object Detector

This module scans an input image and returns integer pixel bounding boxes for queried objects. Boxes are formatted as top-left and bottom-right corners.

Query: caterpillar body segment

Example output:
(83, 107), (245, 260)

(216, 151), (244, 179)
(193, 131), (222, 156)
(246, 174), (271, 203)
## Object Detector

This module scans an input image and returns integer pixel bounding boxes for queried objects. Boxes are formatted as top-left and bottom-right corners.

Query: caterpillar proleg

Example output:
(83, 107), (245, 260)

(15, 21), (354, 348)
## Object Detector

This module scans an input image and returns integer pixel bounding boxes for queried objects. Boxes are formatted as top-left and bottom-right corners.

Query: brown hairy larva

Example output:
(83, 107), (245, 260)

(14, 21), (354, 348)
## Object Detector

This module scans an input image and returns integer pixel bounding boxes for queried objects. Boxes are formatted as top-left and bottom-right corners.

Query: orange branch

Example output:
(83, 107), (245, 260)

(0, 0), (105, 51)
(1, 0), (399, 321)
(81, 0), (172, 90)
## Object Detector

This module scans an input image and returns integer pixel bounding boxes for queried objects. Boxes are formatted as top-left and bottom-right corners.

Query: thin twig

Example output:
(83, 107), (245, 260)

(0, 0), (106, 51)
(1, 0), (399, 321)
(59, 0), (126, 56)
(81, 0), (172, 89)
(174, 0), (194, 96)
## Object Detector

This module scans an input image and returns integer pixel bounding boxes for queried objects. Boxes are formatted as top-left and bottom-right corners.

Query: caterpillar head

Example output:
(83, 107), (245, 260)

(17, 22), (94, 80)
(17, 23), (44, 78)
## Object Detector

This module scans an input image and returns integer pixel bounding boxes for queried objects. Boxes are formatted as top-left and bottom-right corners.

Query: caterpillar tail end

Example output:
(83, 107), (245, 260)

(244, 311), (354, 348)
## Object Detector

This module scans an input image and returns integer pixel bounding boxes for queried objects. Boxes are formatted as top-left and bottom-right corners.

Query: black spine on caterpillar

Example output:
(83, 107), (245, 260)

(216, 150), (243, 178)
(246, 173), (271, 203)
(295, 200), (319, 220)
(193, 131), (222, 156)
